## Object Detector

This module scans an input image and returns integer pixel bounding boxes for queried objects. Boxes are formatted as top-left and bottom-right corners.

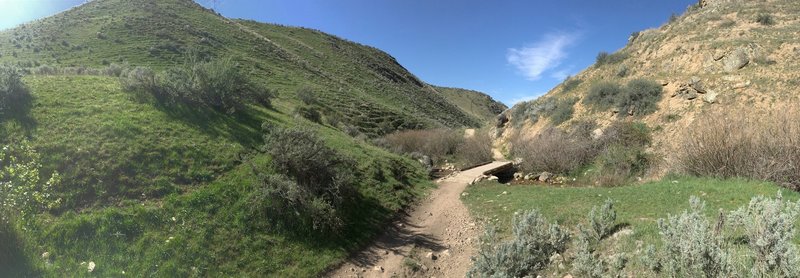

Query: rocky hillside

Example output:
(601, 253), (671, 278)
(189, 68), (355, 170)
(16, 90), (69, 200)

(499, 0), (800, 171)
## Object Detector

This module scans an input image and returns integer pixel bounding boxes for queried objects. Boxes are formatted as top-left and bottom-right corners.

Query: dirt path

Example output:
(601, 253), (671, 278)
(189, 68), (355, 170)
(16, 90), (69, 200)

(328, 161), (511, 278)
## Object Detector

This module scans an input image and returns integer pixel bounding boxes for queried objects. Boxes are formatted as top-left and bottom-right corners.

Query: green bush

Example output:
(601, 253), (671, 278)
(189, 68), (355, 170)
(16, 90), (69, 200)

(549, 98), (577, 125)
(583, 81), (622, 110)
(595, 51), (628, 66)
(294, 106), (322, 123)
(251, 125), (356, 232)
(589, 198), (617, 240)
(572, 230), (605, 278)
(592, 121), (652, 185)
(730, 192), (800, 277)
(560, 77), (582, 93)
(644, 197), (736, 277)
(617, 78), (663, 117)
(0, 66), (31, 117)
(583, 79), (662, 117)
(469, 210), (569, 277)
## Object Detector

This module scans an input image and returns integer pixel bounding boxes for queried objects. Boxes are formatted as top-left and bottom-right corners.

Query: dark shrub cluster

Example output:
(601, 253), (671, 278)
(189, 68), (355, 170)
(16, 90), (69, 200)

(511, 96), (577, 127)
(595, 51), (628, 66)
(0, 65), (31, 118)
(583, 79), (663, 117)
(249, 125), (356, 233)
(583, 81), (622, 110)
(756, 13), (775, 25)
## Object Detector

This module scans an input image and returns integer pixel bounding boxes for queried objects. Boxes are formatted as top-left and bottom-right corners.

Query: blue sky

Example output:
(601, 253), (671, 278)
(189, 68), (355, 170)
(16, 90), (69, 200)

(0, 0), (696, 105)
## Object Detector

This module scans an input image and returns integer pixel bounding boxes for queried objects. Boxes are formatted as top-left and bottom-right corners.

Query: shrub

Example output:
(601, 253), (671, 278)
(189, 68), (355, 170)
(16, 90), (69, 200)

(756, 13), (775, 25)
(294, 106), (321, 123)
(589, 198), (617, 240)
(729, 192), (800, 277)
(185, 57), (248, 113)
(119, 67), (158, 100)
(572, 229), (605, 278)
(296, 86), (317, 105)
(251, 125), (356, 232)
(0, 66), (32, 118)
(595, 51), (628, 66)
(592, 121), (652, 185)
(583, 79), (662, 117)
(454, 131), (493, 168)
(469, 210), (569, 277)
(560, 77), (582, 93)
(549, 97), (577, 125)
(120, 56), (271, 113)
(617, 78), (663, 117)
(381, 129), (463, 165)
(675, 109), (800, 189)
(646, 196), (735, 277)
(583, 81), (622, 110)
(511, 127), (595, 175)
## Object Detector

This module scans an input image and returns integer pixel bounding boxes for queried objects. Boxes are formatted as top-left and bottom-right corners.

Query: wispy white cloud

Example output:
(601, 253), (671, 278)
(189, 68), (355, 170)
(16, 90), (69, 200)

(507, 33), (578, 80)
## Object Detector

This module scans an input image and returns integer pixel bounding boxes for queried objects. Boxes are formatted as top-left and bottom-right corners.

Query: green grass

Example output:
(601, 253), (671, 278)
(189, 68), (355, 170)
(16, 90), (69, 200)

(0, 74), (434, 277)
(463, 177), (800, 273)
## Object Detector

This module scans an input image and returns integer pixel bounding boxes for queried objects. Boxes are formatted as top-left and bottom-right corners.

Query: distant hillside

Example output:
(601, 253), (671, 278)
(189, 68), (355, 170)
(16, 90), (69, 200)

(500, 0), (800, 170)
(433, 86), (507, 124)
(0, 0), (502, 136)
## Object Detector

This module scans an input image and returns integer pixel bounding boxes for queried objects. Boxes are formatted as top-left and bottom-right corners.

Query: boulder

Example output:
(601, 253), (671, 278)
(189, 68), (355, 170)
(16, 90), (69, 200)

(487, 175), (499, 181)
(538, 172), (553, 182)
(513, 172), (524, 180)
(703, 90), (719, 104)
(722, 47), (749, 72)
(524, 173), (536, 180)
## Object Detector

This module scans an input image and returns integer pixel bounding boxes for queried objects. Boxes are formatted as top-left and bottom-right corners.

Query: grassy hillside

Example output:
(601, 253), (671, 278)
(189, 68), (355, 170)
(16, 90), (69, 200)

(0, 0), (501, 137)
(434, 86), (507, 124)
(0, 0), (506, 276)
(1, 75), (433, 276)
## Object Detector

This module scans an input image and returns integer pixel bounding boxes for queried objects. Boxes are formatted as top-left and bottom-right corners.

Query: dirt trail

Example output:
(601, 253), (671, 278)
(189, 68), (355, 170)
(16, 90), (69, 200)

(328, 161), (511, 278)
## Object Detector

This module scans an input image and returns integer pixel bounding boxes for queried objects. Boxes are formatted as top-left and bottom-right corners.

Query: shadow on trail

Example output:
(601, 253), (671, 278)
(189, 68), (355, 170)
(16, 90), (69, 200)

(346, 210), (448, 268)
